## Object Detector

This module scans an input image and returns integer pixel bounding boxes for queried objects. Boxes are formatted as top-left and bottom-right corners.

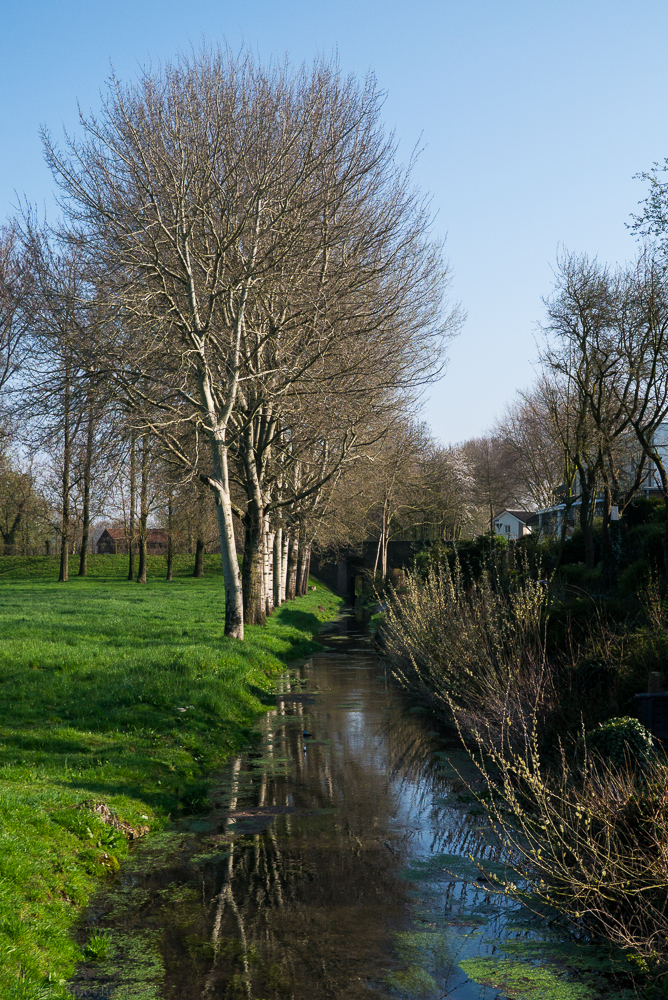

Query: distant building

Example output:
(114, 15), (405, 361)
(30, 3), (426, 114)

(493, 510), (533, 540)
(97, 527), (126, 554)
(97, 527), (168, 555)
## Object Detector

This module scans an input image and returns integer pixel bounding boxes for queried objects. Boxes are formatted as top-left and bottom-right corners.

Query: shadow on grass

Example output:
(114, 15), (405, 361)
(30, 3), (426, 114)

(246, 683), (280, 706)
(271, 606), (324, 636)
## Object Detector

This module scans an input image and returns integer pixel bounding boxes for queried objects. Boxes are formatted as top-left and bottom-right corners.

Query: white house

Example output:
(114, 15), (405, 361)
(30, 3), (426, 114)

(493, 510), (533, 540)
(534, 421), (668, 540)
(642, 422), (668, 494)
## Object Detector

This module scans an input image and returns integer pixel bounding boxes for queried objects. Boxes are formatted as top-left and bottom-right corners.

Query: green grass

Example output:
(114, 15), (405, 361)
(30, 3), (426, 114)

(0, 552), (226, 580)
(0, 567), (342, 999)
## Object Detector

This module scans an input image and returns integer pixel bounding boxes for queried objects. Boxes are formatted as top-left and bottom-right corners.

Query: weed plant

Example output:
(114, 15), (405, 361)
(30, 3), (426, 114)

(382, 560), (668, 984)
(0, 570), (341, 999)
(461, 710), (668, 981)
(381, 561), (556, 748)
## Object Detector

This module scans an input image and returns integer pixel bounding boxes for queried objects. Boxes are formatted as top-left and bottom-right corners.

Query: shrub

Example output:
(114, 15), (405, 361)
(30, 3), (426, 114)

(624, 496), (666, 530)
(557, 563), (603, 590)
(559, 526), (602, 566)
(586, 716), (656, 767)
(463, 710), (668, 976)
(381, 562), (556, 747)
(618, 558), (652, 596)
(413, 535), (510, 588)
(511, 534), (560, 578)
(625, 523), (665, 574)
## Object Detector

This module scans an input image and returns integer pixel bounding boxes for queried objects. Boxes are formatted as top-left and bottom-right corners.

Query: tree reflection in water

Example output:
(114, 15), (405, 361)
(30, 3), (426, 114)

(71, 618), (518, 1000)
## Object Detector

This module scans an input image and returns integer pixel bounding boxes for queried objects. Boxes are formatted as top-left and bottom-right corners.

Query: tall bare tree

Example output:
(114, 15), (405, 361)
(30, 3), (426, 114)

(17, 228), (93, 581)
(44, 48), (456, 635)
(461, 435), (521, 536)
(0, 223), (30, 405)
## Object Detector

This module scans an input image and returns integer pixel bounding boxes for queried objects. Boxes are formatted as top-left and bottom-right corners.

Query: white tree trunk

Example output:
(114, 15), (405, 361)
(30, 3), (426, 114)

(273, 527), (283, 607)
(265, 521), (275, 615)
(281, 531), (290, 603)
(209, 435), (244, 639)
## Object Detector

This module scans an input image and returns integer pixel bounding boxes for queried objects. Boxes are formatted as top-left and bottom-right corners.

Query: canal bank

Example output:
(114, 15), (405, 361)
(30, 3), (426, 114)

(69, 610), (636, 1000)
(0, 575), (342, 1000)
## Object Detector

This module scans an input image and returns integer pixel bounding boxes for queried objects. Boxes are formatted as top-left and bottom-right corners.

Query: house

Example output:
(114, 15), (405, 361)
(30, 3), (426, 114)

(97, 527), (168, 555)
(97, 527), (127, 554)
(145, 529), (168, 553)
(493, 510), (533, 540)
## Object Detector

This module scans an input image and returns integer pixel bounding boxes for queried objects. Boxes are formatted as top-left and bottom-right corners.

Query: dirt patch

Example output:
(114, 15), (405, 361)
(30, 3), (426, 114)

(80, 800), (150, 840)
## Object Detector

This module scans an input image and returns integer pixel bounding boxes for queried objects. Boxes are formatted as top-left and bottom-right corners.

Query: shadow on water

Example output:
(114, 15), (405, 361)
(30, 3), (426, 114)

(69, 611), (637, 1000)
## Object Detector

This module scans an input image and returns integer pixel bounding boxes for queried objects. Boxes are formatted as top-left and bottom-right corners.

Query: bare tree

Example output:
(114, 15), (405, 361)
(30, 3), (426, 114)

(461, 435), (521, 536)
(539, 252), (665, 570)
(17, 228), (94, 581)
(496, 389), (564, 510)
(612, 255), (668, 571)
(540, 253), (619, 567)
(0, 223), (30, 404)
(44, 48), (456, 635)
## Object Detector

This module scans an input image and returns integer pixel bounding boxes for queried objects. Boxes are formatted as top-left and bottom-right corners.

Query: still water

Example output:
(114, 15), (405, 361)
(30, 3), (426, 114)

(71, 612), (630, 1000)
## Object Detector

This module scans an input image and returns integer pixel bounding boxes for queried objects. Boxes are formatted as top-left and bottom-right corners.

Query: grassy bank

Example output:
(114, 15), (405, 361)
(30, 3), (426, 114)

(0, 570), (342, 999)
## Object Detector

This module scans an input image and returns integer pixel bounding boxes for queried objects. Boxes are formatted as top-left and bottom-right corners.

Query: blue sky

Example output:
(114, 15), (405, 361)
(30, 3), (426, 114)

(2, 1), (667, 444)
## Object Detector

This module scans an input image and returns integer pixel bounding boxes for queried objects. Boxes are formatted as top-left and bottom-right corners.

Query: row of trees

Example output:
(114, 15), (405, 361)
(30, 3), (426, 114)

(0, 48), (461, 638)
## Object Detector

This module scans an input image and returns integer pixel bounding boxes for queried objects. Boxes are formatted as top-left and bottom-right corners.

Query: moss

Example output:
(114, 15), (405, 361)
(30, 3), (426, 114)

(386, 965), (439, 996)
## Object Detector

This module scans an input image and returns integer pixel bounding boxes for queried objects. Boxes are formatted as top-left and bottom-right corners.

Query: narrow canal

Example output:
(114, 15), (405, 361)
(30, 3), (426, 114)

(71, 611), (631, 1000)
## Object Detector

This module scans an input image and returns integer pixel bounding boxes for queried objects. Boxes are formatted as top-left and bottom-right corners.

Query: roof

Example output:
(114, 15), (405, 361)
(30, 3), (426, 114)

(99, 526), (167, 540)
(494, 509), (534, 524)
(99, 527), (125, 540)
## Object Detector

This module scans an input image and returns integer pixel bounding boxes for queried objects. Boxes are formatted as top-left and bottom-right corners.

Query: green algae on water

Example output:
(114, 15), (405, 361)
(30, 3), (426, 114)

(386, 930), (453, 997)
(460, 957), (600, 999)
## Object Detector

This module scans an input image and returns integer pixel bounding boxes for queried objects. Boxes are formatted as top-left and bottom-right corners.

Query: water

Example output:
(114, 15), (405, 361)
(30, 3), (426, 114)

(70, 612), (633, 1000)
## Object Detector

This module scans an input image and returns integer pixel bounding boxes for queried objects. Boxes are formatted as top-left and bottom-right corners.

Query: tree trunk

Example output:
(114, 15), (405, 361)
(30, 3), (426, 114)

(204, 434), (244, 640)
(136, 432), (149, 584)
(655, 463), (668, 578)
(580, 491), (595, 571)
(166, 489), (174, 582)
(193, 535), (205, 578)
(265, 524), (275, 615)
(2, 511), (23, 555)
(128, 428), (136, 581)
(78, 407), (94, 577)
(281, 532), (290, 603)
(296, 532), (306, 596)
(286, 536), (298, 601)
(576, 461), (596, 571)
(297, 538), (311, 596)
(242, 498), (266, 625)
(273, 527), (283, 608)
(600, 479), (615, 584)
(59, 374), (71, 583)
(373, 531), (382, 577)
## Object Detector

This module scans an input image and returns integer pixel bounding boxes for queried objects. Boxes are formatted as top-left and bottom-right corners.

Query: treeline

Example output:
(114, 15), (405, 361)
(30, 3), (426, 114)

(0, 48), (462, 638)
(453, 244), (668, 580)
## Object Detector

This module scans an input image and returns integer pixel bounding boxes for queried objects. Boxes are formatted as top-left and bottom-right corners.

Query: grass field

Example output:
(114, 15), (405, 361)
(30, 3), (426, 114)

(0, 552), (226, 580)
(0, 561), (342, 999)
